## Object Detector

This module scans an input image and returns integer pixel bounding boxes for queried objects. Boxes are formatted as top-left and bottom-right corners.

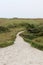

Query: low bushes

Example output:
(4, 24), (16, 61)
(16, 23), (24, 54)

(26, 24), (43, 36)
(20, 35), (43, 50)
(0, 26), (9, 33)
(7, 24), (17, 28)
(0, 40), (14, 48)
(20, 24), (43, 50)
(31, 42), (43, 50)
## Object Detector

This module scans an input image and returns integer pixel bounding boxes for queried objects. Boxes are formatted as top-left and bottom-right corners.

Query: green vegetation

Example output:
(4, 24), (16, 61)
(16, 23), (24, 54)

(20, 23), (43, 50)
(0, 18), (43, 50)
(0, 26), (9, 33)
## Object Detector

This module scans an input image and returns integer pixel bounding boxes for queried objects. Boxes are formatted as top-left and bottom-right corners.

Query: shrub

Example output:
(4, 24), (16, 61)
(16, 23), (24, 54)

(26, 24), (43, 36)
(7, 24), (17, 28)
(0, 26), (9, 33)
(0, 40), (14, 47)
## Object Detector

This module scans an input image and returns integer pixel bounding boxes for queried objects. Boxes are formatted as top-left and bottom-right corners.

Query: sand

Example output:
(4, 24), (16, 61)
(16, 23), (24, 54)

(0, 31), (43, 65)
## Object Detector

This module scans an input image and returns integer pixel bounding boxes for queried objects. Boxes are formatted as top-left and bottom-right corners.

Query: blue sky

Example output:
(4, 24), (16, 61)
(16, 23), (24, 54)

(0, 0), (43, 18)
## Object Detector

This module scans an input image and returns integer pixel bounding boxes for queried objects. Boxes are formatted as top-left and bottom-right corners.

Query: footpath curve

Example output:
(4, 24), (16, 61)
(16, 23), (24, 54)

(0, 31), (43, 65)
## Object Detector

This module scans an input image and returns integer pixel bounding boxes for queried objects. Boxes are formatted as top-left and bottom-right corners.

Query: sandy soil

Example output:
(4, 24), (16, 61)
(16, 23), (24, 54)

(0, 31), (43, 65)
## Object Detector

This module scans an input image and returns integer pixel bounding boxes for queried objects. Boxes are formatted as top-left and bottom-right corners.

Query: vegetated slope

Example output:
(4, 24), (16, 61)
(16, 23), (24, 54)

(0, 18), (43, 48)
(20, 23), (43, 50)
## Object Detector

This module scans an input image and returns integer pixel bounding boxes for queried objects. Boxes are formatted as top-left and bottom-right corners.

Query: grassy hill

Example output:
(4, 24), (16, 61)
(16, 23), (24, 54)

(0, 18), (43, 50)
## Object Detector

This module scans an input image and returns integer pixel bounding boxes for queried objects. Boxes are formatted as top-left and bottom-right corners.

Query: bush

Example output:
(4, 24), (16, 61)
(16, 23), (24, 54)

(0, 40), (14, 47)
(26, 24), (43, 36)
(7, 24), (17, 28)
(0, 26), (9, 33)
(31, 42), (43, 50)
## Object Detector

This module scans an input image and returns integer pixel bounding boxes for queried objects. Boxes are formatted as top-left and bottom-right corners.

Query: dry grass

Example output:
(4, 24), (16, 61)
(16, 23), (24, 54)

(0, 18), (43, 48)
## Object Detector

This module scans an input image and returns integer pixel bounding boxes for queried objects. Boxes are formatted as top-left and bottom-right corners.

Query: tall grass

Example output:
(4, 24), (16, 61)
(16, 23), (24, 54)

(0, 18), (43, 48)
(20, 24), (43, 50)
(0, 26), (10, 33)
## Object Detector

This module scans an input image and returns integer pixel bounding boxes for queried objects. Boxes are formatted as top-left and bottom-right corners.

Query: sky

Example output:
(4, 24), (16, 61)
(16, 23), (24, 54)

(0, 0), (43, 18)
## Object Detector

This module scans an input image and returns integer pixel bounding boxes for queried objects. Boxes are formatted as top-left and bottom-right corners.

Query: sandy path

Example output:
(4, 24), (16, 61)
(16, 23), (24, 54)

(0, 31), (43, 65)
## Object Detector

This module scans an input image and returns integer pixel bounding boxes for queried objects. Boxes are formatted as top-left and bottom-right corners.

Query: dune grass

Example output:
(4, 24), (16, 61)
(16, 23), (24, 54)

(20, 24), (43, 50)
(0, 18), (43, 49)
(0, 27), (25, 47)
(20, 36), (43, 50)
